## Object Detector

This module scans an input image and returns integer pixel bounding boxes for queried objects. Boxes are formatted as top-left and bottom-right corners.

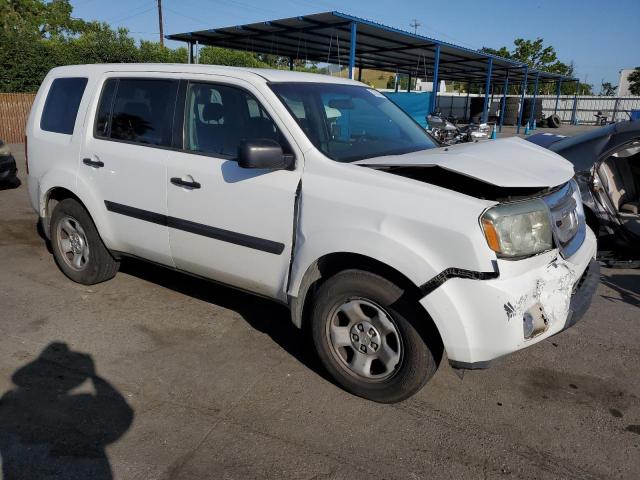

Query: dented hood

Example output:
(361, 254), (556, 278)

(354, 137), (575, 188)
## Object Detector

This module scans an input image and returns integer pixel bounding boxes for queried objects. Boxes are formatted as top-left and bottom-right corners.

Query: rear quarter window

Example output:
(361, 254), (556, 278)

(40, 77), (88, 134)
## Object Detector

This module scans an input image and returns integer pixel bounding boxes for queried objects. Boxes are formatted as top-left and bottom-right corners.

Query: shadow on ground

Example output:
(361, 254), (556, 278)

(600, 272), (640, 307)
(119, 258), (330, 381)
(0, 342), (133, 480)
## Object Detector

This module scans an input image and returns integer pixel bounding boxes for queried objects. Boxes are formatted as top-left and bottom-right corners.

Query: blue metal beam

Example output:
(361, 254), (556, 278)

(348, 21), (357, 79)
(571, 81), (579, 125)
(516, 65), (529, 134)
(528, 71), (540, 127)
(430, 44), (441, 114)
(481, 57), (493, 123)
(499, 69), (510, 133)
(554, 79), (562, 114)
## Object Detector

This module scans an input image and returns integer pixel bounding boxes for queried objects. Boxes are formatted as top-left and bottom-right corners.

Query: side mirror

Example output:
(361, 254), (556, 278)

(238, 139), (293, 170)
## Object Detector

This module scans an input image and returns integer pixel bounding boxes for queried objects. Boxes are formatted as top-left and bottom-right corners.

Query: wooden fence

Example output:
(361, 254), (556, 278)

(0, 93), (36, 144)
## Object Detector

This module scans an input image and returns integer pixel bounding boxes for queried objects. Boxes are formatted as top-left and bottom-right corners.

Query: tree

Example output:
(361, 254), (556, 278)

(0, 0), (86, 38)
(628, 68), (640, 96)
(600, 82), (617, 96)
(481, 38), (590, 95)
(199, 47), (268, 68)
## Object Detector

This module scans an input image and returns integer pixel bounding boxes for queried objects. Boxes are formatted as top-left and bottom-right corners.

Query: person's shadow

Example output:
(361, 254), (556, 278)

(0, 342), (134, 479)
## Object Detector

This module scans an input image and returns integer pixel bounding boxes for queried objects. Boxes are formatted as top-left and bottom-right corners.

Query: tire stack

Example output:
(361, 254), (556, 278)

(521, 98), (543, 126)
(468, 97), (484, 123)
(500, 97), (520, 125)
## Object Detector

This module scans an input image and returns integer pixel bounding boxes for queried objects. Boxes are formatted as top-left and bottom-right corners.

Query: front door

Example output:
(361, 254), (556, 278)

(166, 79), (301, 299)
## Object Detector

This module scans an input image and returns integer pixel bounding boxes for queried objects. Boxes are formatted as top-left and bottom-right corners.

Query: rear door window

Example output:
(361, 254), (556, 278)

(40, 77), (88, 134)
(97, 78), (178, 147)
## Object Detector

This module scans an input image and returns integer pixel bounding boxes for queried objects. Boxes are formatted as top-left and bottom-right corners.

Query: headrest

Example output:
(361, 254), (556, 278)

(123, 102), (151, 120)
(202, 103), (224, 122)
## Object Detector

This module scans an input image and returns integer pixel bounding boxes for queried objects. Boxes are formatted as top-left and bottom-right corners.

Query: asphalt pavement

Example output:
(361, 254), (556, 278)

(0, 144), (639, 479)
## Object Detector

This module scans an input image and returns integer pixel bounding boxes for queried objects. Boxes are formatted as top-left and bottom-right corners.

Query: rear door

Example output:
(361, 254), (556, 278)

(165, 77), (302, 300)
(79, 75), (179, 265)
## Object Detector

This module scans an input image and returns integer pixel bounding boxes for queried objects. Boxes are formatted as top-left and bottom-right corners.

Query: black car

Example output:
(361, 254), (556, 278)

(0, 139), (18, 186)
(528, 122), (640, 262)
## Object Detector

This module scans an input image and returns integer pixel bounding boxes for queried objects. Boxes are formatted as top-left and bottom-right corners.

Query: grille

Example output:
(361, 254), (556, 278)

(543, 180), (586, 259)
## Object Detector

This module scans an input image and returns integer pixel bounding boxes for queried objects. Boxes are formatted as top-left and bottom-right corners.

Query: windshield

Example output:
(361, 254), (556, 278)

(270, 83), (437, 162)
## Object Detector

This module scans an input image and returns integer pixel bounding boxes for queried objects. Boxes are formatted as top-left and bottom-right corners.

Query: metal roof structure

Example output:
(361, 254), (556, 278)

(168, 11), (580, 132)
(167, 11), (577, 85)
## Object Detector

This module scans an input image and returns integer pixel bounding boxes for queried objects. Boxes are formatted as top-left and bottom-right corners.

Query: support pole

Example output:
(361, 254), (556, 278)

(407, 74), (412, 92)
(481, 57), (493, 123)
(528, 71), (540, 127)
(394, 72), (399, 92)
(465, 82), (471, 122)
(571, 81), (579, 125)
(348, 22), (357, 80)
(188, 42), (193, 64)
(554, 79), (562, 114)
(194, 41), (199, 64)
(357, 66), (363, 82)
(499, 70), (510, 133)
(516, 65), (529, 134)
(157, 0), (164, 47)
(430, 44), (441, 114)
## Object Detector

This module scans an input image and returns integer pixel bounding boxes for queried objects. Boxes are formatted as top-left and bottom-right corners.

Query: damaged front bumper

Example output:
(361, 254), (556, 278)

(420, 228), (598, 369)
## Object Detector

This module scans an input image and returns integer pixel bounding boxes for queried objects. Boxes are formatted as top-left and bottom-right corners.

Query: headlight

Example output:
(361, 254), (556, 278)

(481, 199), (553, 258)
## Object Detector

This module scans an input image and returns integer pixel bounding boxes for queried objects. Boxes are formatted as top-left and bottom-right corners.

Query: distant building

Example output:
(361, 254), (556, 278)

(415, 78), (447, 93)
(617, 69), (637, 96)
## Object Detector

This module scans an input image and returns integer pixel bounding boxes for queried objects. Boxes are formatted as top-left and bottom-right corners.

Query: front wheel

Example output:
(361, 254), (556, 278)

(50, 198), (119, 285)
(310, 270), (442, 403)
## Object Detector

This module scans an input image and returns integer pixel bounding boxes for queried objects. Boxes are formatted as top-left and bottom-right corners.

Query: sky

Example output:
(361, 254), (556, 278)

(70, 0), (640, 89)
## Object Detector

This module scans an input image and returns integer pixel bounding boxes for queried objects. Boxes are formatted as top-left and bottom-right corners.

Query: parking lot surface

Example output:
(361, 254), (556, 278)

(1, 145), (639, 479)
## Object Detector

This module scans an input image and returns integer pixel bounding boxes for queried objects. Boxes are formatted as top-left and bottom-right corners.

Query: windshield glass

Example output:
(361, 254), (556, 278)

(270, 83), (437, 162)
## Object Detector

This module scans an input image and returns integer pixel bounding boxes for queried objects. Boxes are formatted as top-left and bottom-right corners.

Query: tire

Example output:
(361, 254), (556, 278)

(310, 270), (442, 403)
(547, 114), (561, 128)
(50, 198), (119, 285)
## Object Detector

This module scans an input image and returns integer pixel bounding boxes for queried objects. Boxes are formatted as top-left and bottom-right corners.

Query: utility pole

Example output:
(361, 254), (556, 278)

(157, 0), (164, 47)
(410, 19), (421, 35)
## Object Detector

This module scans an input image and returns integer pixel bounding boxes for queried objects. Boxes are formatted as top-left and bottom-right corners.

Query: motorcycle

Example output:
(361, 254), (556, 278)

(426, 109), (490, 145)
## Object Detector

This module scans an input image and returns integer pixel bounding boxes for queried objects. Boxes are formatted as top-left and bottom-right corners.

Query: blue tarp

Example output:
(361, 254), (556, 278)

(383, 92), (432, 128)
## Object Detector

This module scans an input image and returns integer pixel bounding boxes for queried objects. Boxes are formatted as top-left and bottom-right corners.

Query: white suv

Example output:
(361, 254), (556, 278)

(26, 64), (599, 402)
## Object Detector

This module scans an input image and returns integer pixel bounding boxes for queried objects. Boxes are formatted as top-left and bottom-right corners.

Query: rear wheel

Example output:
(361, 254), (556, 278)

(310, 270), (441, 403)
(50, 198), (119, 285)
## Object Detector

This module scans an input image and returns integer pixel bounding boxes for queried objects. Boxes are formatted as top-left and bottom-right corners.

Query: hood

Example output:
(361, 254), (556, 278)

(354, 137), (575, 188)
(548, 120), (640, 172)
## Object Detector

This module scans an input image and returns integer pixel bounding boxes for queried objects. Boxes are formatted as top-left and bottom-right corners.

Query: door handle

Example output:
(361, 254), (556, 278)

(83, 158), (104, 168)
(170, 177), (201, 189)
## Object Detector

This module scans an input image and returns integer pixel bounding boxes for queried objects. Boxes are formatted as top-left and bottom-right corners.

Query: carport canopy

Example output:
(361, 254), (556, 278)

(166, 11), (576, 85)
(167, 11), (578, 130)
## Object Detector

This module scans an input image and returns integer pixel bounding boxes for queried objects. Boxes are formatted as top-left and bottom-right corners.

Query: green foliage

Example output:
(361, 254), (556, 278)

(0, 0), (86, 38)
(481, 38), (592, 95)
(0, 0), (314, 93)
(600, 82), (617, 96)
(199, 46), (268, 68)
(628, 68), (640, 96)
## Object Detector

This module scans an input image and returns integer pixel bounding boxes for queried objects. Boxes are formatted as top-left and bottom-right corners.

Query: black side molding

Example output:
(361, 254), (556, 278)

(104, 201), (285, 255)
(419, 266), (499, 297)
(105, 201), (167, 226)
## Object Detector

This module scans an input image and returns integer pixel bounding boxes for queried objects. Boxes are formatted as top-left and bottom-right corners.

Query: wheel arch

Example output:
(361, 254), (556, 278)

(41, 187), (86, 239)
(290, 251), (427, 330)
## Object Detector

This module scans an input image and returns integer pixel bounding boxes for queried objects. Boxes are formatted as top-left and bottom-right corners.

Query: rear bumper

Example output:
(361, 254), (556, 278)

(420, 228), (598, 367)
